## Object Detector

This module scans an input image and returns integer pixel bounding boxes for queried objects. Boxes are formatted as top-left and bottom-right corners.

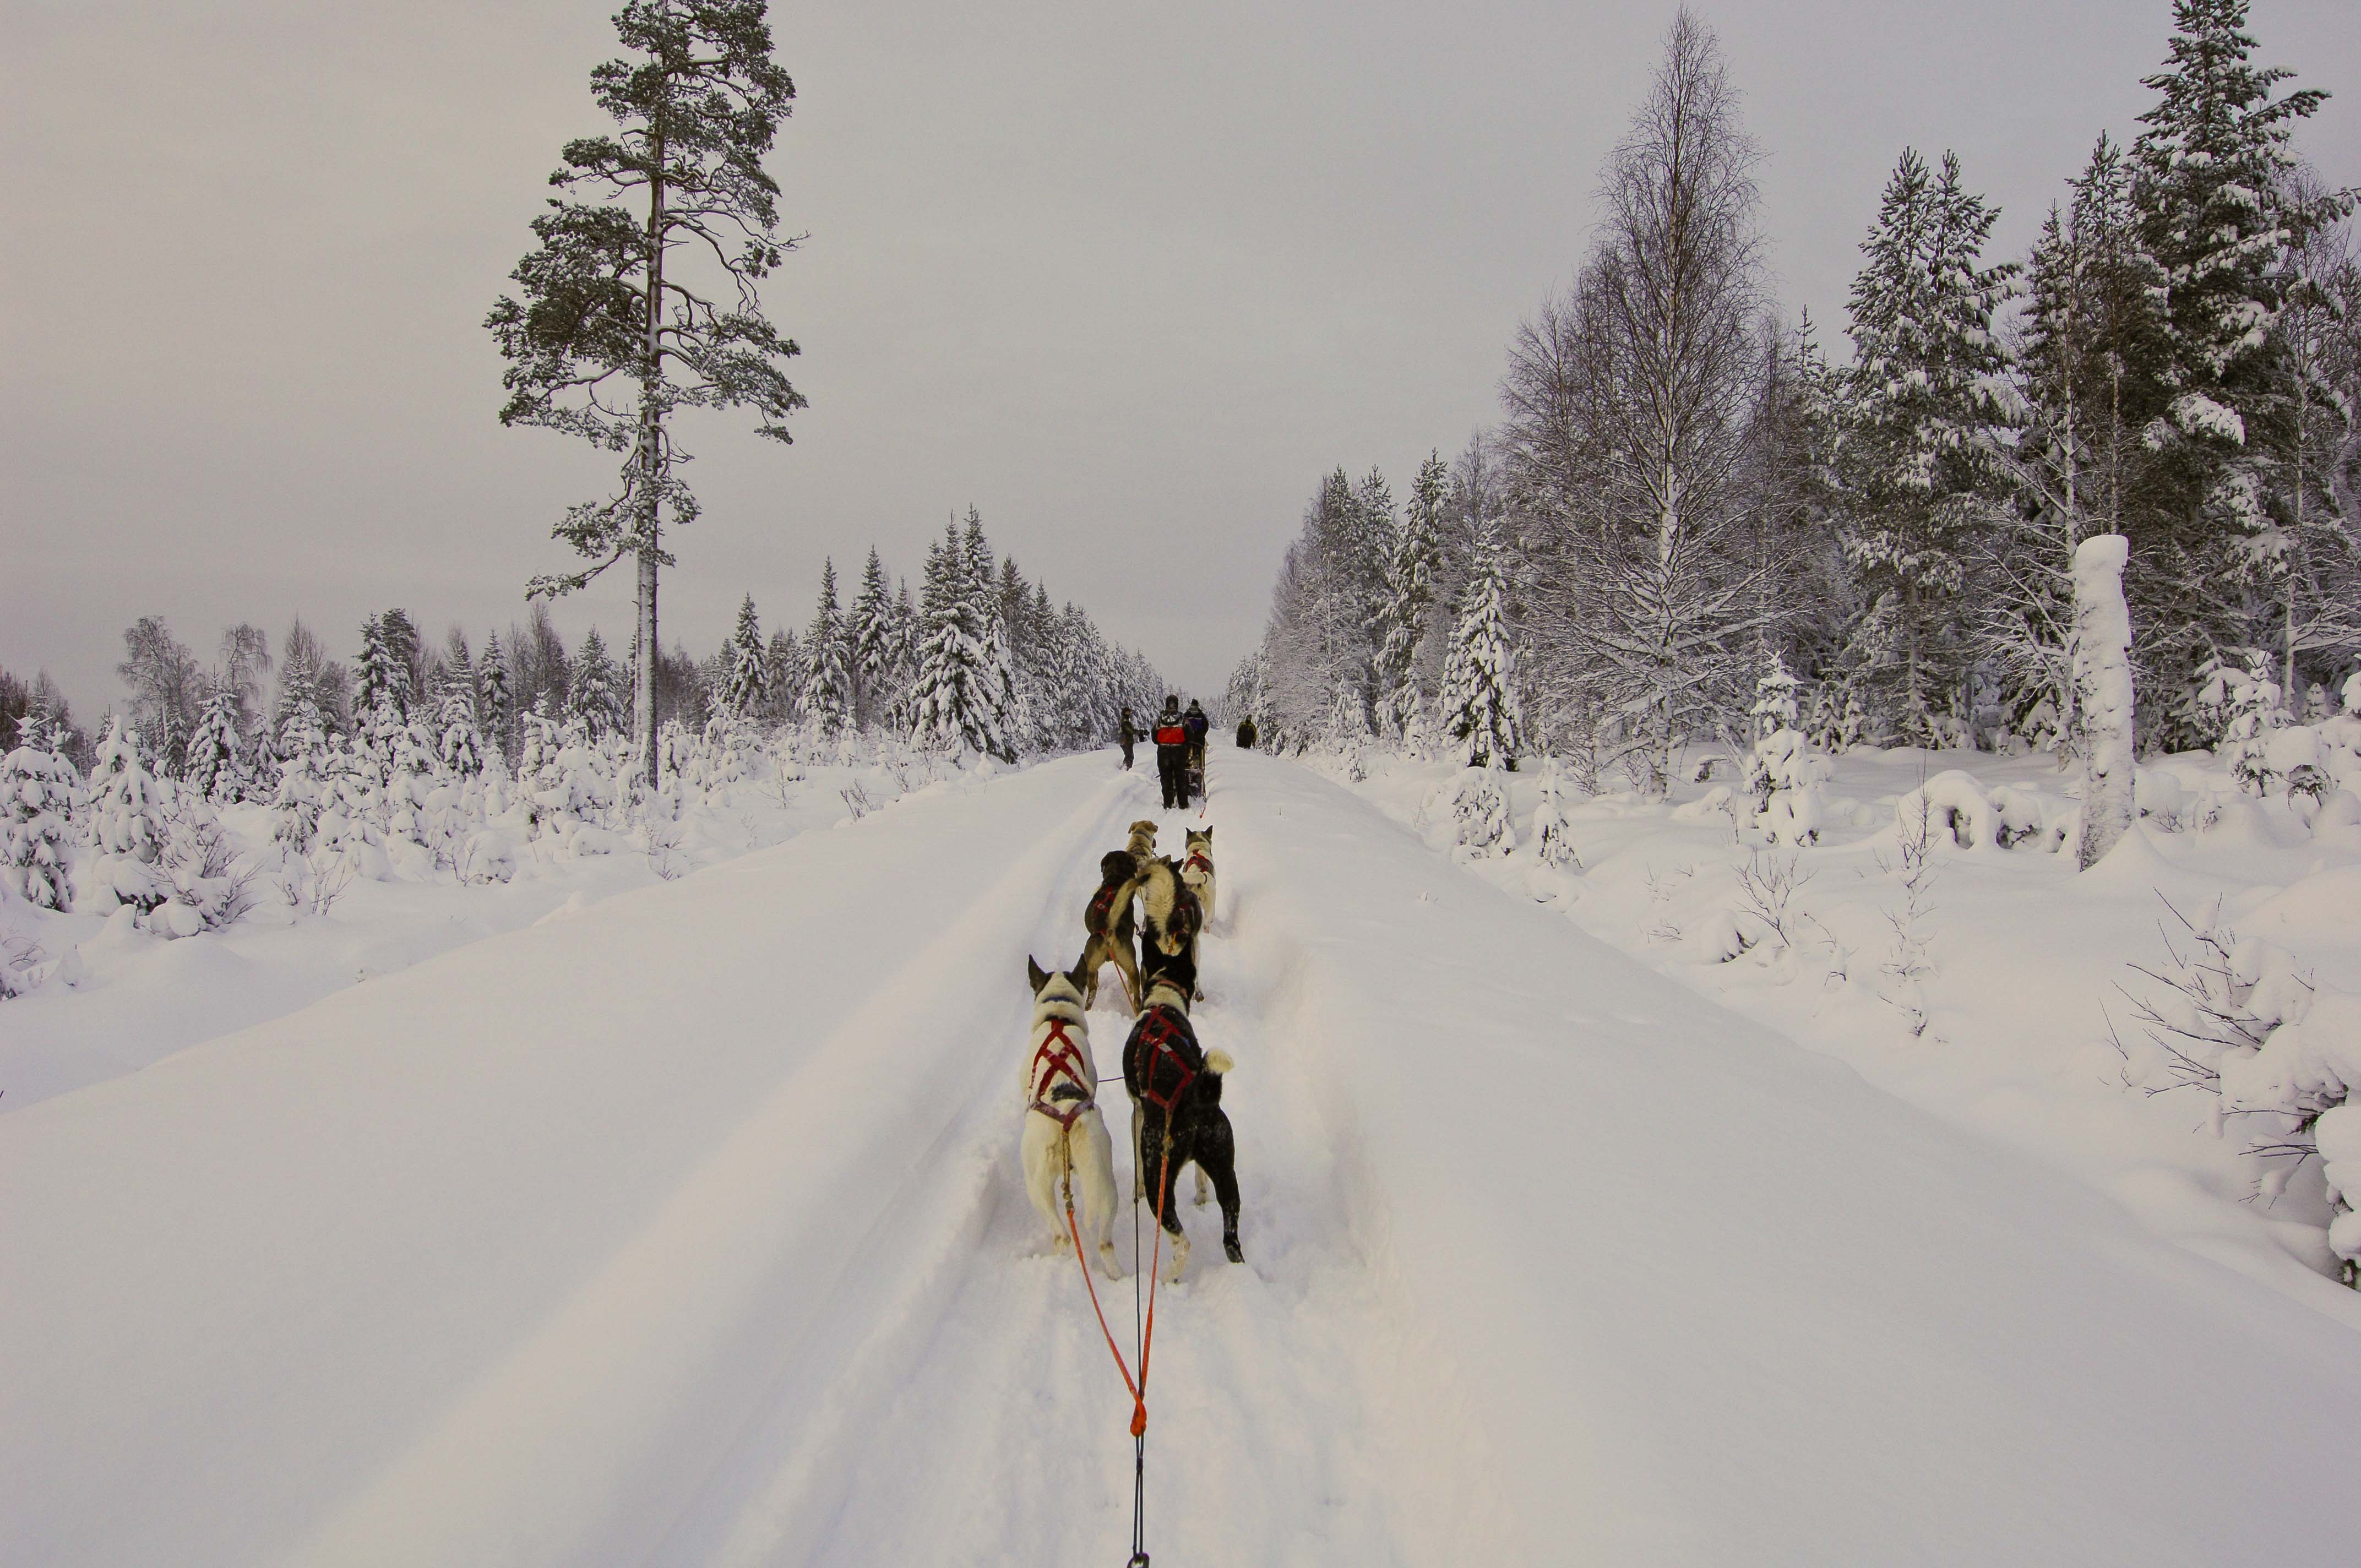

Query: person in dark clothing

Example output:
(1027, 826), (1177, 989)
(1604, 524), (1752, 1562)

(1118, 707), (1137, 769)
(1236, 715), (1257, 749)
(1182, 700), (1210, 788)
(1153, 696), (1190, 809)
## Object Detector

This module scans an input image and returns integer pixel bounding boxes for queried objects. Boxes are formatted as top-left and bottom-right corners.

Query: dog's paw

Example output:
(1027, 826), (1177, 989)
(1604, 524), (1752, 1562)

(1097, 1245), (1123, 1281)
(1223, 1234), (1244, 1265)
(1162, 1232), (1190, 1282)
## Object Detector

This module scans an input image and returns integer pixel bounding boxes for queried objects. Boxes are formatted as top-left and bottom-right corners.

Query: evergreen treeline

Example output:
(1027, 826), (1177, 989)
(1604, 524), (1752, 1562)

(1, 508), (1161, 797)
(1242, 2), (2360, 789)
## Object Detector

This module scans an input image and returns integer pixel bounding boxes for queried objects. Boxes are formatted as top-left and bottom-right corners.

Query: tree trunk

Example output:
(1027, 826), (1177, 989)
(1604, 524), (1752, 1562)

(2073, 534), (2135, 870)
(636, 124), (667, 791)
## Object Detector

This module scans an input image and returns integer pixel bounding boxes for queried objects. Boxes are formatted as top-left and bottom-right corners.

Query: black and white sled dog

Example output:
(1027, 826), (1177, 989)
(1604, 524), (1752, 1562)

(1121, 976), (1242, 1278)
(1180, 827), (1215, 926)
(1134, 856), (1203, 1001)
(1023, 957), (1122, 1280)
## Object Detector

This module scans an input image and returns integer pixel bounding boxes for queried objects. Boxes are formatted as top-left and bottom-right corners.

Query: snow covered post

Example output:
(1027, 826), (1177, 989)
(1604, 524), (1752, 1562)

(2071, 535), (2134, 870)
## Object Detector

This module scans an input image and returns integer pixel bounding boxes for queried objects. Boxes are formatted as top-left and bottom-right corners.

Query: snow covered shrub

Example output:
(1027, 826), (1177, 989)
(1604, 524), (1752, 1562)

(2202, 651), (2286, 794)
(84, 718), (167, 915)
(269, 748), (324, 857)
(1452, 765), (1514, 858)
(1896, 771), (2002, 851)
(2, 738), (77, 911)
(2122, 903), (2361, 1287)
(152, 796), (255, 937)
(1748, 728), (1829, 848)
(1531, 757), (1582, 872)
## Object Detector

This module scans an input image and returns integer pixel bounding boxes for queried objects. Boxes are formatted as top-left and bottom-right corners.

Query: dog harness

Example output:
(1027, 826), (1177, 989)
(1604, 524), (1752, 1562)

(1086, 880), (1125, 935)
(1182, 851), (1212, 880)
(1130, 1004), (1199, 1113)
(1029, 1018), (1096, 1130)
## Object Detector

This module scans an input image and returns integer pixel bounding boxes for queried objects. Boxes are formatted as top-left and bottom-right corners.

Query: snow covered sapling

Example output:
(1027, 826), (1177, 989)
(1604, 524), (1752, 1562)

(1452, 764), (1515, 858)
(1747, 657), (1828, 847)
(183, 683), (244, 804)
(2071, 535), (2136, 868)
(85, 718), (167, 915)
(2207, 651), (2286, 794)
(1531, 756), (1582, 872)
(1, 736), (77, 911)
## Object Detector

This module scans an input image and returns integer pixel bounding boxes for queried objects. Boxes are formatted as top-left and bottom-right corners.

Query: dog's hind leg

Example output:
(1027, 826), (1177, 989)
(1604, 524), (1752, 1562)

(1201, 1114), (1244, 1264)
(1193, 1166), (1211, 1206)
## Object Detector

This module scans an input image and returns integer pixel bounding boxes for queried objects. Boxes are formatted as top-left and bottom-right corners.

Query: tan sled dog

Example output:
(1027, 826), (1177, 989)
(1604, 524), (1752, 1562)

(1180, 827), (1215, 927)
(1126, 819), (1158, 868)
(1022, 957), (1122, 1280)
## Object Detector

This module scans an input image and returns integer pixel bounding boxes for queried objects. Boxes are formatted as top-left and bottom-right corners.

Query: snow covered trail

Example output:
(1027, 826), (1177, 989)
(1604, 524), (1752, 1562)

(7, 748), (2361, 1566)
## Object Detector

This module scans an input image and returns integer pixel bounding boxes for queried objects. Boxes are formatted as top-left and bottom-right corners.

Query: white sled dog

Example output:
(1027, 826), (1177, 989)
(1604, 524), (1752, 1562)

(1022, 957), (1122, 1279)
(1180, 826), (1215, 927)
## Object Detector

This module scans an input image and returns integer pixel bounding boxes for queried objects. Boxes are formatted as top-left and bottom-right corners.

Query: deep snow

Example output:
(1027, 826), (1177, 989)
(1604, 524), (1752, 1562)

(5, 749), (2360, 1565)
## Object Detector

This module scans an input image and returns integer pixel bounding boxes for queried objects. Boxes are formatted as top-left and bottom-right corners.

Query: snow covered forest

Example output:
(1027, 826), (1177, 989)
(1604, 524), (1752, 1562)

(1243, 2), (2360, 778)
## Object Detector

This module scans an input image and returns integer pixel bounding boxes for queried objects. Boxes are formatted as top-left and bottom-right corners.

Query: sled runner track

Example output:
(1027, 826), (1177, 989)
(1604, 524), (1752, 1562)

(661, 768), (1519, 1568)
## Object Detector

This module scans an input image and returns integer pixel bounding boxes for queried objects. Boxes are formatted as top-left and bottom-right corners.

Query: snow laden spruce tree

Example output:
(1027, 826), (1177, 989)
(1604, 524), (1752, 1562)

(1439, 520), (1525, 770)
(1836, 148), (2015, 747)
(2131, 0), (2343, 721)
(1370, 450), (1446, 745)
(1, 729), (76, 911)
(801, 558), (853, 740)
(909, 521), (1010, 761)
(847, 547), (894, 728)
(2071, 535), (2135, 869)
(488, 0), (803, 787)
(722, 594), (768, 717)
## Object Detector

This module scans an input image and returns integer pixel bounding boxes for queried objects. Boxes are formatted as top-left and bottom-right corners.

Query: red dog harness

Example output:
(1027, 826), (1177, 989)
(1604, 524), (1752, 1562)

(1131, 1004), (1199, 1113)
(1028, 1017), (1095, 1130)
(1183, 851), (1213, 879)
(1085, 880), (1125, 935)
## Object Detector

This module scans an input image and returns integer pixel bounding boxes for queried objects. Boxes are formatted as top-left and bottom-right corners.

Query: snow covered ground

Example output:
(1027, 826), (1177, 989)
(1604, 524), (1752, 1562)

(6, 748), (2360, 1565)
(1349, 741), (2361, 1317)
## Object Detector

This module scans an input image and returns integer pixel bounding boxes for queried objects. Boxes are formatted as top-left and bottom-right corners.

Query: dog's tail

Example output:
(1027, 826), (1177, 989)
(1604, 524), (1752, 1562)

(1204, 1049), (1234, 1075)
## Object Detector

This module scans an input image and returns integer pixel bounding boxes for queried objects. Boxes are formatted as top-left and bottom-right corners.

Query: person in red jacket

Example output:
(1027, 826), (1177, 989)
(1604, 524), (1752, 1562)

(1152, 696), (1192, 809)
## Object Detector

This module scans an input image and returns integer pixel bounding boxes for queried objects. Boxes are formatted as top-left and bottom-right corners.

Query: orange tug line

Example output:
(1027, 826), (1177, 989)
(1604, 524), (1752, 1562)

(1063, 1137), (1176, 1439)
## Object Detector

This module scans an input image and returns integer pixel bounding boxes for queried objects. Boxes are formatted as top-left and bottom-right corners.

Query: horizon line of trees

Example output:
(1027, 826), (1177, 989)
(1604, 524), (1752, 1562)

(1, 506), (1163, 790)
(1242, 0), (2360, 792)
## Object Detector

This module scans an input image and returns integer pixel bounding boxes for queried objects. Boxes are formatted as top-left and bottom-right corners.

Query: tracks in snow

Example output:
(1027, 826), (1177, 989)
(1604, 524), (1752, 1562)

(656, 767), (1498, 1567)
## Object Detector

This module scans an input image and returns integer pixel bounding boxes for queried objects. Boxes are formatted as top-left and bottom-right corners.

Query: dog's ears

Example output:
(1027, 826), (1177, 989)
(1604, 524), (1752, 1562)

(1026, 956), (1049, 994)
(1201, 826), (1212, 841)
(1067, 964), (1090, 994)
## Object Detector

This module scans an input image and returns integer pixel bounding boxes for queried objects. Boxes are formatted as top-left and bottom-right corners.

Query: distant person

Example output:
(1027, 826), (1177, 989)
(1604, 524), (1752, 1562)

(1236, 715), (1256, 749)
(1153, 696), (1190, 809)
(1182, 699), (1210, 786)
(1118, 707), (1137, 770)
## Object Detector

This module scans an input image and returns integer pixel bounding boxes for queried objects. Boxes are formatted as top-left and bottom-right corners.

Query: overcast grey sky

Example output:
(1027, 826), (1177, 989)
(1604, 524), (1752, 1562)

(4, 0), (2355, 717)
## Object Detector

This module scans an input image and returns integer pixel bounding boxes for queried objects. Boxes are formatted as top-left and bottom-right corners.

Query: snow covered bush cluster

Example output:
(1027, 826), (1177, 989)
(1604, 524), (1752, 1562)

(0, 509), (1163, 1001)
(1231, 2), (2360, 801)
(2121, 904), (2361, 1287)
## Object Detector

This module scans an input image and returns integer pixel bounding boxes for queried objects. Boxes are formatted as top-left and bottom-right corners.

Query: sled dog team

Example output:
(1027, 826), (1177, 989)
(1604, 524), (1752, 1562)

(1021, 820), (1241, 1282)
